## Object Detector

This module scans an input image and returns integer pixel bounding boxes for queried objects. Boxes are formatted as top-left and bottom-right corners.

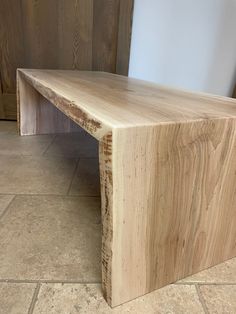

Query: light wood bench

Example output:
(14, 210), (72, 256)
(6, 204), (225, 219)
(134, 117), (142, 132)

(17, 69), (236, 307)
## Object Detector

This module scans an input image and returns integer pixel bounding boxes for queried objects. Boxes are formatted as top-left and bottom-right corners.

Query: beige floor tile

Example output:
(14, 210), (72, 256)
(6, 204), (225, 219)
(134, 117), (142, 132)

(0, 195), (101, 281)
(0, 121), (17, 134)
(45, 132), (98, 158)
(0, 282), (36, 314)
(199, 284), (236, 313)
(0, 123), (233, 312)
(0, 133), (54, 156)
(33, 283), (204, 314)
(0, 155), (77, 194)
(0, 195), (15, 216)
(69, 158), (100, 196)
(179, 257), (236, 283)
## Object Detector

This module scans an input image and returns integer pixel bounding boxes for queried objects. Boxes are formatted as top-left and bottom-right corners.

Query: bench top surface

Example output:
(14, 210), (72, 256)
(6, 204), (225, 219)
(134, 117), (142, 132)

(18, 69), (236, 129)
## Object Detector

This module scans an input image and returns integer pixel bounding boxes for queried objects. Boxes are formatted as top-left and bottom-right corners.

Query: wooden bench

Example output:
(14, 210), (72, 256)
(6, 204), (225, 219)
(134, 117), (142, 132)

(17, 69), (236, 307)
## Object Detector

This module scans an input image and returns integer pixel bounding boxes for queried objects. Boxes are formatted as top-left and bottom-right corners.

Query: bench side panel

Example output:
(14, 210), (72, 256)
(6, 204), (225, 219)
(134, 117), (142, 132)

(109, 119), (236, 306)
(17, 71), (81, 135)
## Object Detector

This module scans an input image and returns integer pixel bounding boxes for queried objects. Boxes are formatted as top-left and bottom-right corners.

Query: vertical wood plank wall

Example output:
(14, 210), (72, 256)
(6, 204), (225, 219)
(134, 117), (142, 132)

(0, 0), (134, 119)
(233, 85), (236, 98)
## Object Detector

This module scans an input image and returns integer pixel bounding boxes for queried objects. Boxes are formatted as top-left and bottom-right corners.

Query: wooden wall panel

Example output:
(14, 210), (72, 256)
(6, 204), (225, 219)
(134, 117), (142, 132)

(0, 94), (16, 120)
(22, 0), (58, 69)
(233, 84), (236, 98)
(0, 82), (4, 118)
(21, 0), (59, 69)
(116, 0), (134, 75)
(0, 0), (134, 120)
(58, 0), (93, 70)
(92, 0), (120, 72)
(0, 0), (25, 94)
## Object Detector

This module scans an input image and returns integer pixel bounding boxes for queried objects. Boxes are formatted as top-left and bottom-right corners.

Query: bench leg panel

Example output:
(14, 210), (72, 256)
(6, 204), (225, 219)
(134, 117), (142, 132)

(100, 121), (236, 307)
(17, 73), (79, 135)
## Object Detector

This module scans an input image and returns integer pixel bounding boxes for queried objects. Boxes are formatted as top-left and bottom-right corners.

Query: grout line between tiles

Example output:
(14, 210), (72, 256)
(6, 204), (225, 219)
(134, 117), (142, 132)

(0, 154), (84, 162)
(176, 281), (236, 286)
(41, 134), (57, 156)
(0, 279), (101, 284)
(28, 282), (41, 314)
(79, 157), (99, 160)
(66, 158), (80, 195)
(0, 195), (16, 221)
(195, 284), (209, 314)
(68, 194), (101, 198)
(43, 156), (99, 160)
(0, 192), (100, 198)
(3, 278), (236, 286)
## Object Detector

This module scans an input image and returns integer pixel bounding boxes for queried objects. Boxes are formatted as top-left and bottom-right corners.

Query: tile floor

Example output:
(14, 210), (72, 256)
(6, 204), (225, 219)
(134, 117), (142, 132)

(0, 121), (236, 314)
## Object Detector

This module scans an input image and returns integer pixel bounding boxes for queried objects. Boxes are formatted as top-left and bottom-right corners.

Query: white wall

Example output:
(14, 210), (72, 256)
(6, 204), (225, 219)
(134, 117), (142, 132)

(129, 0), (236, 96)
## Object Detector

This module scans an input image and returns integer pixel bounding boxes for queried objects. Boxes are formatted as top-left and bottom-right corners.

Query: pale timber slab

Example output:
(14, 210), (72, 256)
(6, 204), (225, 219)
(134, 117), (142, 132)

(17, 69), (236, 307)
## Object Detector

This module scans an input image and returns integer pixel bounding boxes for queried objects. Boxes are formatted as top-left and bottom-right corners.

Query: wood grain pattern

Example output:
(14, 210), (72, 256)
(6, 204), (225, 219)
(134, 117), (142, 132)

(0, 71), (16, 120)
(0, 0), (134, 119)
(0, 76), (3, 118)
(0, 89), (4, 119)
(17, 69), (236, 129)
(111, 120), (236, 305)
(58, 0), (93, 70)
(0, 0), (24, 118)
(22, 0), (59, 68)
(18, 69), (236, 307)
(92, 0), (120, 72)
(0, 0), (25, 93)
(0, 94), (17, 120)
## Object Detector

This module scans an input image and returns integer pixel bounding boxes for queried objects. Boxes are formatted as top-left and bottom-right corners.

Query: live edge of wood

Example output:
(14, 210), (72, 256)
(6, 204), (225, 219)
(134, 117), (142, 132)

(17, 69), (236, 307)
